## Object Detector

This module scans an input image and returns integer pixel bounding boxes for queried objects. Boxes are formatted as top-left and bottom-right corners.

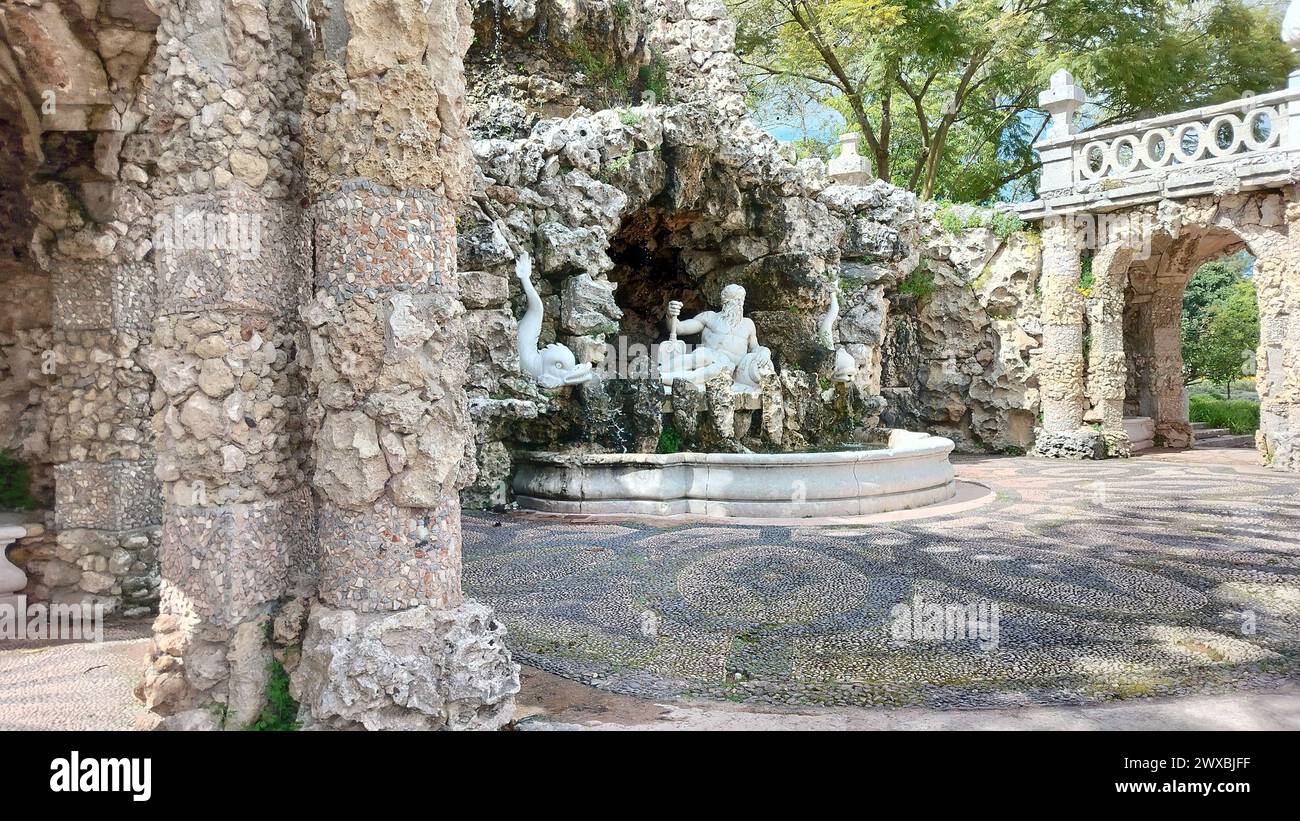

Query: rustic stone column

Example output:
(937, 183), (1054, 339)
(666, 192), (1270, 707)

(139, 1), (316, 730)
(1032, 214), (1092, 456)
(291, 0), (518, 731)
(41, 190), (161, 615)
(1085, 243), (1131, 454)
(1148, 289), (1192, 448)
(1249, 228), (1300, 471)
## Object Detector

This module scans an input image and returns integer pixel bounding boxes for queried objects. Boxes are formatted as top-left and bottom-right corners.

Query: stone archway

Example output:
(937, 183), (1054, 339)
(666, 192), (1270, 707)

(1111, 225), (1248, 448)
(1044, 192), (1300, 470)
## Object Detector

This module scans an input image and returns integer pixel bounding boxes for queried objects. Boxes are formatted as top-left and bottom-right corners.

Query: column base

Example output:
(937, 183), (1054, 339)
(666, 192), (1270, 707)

(293, 598), (520, 731)
(1156, 421), (1193, 449)
(1031, 429), (1107, 460)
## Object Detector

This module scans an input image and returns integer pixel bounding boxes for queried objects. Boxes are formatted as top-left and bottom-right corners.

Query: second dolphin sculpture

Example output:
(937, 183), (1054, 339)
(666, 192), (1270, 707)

(514, 251), (594, 389)
(819, 290), (859, 383)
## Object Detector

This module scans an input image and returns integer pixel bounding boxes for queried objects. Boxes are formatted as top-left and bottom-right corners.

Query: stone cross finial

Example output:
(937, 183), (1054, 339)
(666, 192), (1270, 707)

(1039, 69), (1086, 140)
(1284, 0), (1300, 50)
(827, 132), (874, 185)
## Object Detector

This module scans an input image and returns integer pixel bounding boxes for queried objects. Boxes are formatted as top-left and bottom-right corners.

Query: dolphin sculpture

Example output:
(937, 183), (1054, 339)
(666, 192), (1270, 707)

(819, 290), (859, 383)
(514, 251), (594, 389)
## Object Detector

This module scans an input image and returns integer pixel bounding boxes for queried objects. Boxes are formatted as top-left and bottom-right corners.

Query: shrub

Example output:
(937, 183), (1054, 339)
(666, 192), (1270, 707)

(657, 421), (682, 454)
(636, 54), (670, 104)
(0, 451), (37, 511)
(247, 660), (300, 731)
(935, 202), (983, 234)
(989, 211), (1025, 240)
(896, 266), (936, 301)
(1189, 394), (1259, 434)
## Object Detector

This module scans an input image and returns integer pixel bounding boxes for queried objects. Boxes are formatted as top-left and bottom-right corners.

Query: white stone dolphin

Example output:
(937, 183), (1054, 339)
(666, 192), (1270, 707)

(514, 251), (594, 389)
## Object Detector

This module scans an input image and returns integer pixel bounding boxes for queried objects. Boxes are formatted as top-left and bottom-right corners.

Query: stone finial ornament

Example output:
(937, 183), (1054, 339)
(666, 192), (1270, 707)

(818, 290), (858, 383)
(1039, 69), (1086, 139)
(827, 132), (874, 185)
(1285, 0), (1300, 51)
(658, 284), (774, 393)
(514, 251), (594, 389)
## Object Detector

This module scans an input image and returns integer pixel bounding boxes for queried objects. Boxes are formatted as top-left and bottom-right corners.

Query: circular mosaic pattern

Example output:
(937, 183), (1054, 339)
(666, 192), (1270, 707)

(464, 452), (1300, 708)
(676, 546), (884, 625)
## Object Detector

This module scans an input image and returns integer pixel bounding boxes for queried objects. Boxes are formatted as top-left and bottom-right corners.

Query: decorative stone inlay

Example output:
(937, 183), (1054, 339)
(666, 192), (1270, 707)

(677, 545), (882, 624)
(316, 496), (462, 612)
(312, 182), (456, 295)
(54, 460), (161, 531)
(158, 488), (315, 628)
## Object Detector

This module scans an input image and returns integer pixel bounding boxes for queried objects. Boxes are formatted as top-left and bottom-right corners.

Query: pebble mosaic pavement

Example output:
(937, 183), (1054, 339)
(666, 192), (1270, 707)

(464, 450), (1300, 708)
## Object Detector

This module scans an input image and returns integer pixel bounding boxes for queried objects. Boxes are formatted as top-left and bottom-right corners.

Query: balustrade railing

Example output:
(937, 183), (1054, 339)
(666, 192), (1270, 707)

(1071, 89), (1300, 186)
(1024, 67), (1300, 210)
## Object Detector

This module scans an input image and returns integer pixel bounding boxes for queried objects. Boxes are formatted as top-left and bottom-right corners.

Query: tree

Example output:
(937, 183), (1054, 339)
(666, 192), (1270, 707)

(731, 0), (1296, 202)
(1185, 278), (1259, 397)
(1181, 252), (1251, 385)
(1183, 252), (1250, 329)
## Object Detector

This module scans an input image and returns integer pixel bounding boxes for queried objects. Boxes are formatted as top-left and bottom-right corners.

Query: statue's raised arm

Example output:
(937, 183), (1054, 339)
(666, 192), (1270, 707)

(666, 300), (707, 337)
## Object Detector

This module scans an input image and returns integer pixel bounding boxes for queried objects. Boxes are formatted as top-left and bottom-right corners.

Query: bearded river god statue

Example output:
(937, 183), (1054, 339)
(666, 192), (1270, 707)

(657, 284), (775, 394)
(514, 252), (594, 389)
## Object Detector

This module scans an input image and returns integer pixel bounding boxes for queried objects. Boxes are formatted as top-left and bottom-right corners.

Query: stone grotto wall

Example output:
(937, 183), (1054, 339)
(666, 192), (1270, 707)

(882, 207), (1043, 453)
(4, 0), (520, 731)
(1, 0), (162, 615)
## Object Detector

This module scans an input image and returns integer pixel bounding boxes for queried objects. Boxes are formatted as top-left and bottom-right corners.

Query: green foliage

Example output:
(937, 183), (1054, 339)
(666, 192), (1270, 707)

(1078, 254), (1094, 296)
(896, 266), (936, 301)
(0, 451), (36, 511)
(791, 135), (833, 161)
(247, 660), (299, 731)
(636, 54), (670, 104)
(572, 40), (632, 105)
(601, 153), (633, 181)
(989, 211), (1025, 240)
(1183, 267), (1258, 392)
(1189, 394), (1259, 434)
(731, 0), (1295, 201)
(618, 108), (643, 126)
(657, 422), (682, 454)
(1183, 252), (1250, 329)
(935, 203), (1024, 239)
(612, 0), (631, 22)
(936, 202), (983, 234)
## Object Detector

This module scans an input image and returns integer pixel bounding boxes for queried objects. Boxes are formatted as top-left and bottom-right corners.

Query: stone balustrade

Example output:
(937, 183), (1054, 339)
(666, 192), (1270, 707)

(1020, 70), (1300, 217)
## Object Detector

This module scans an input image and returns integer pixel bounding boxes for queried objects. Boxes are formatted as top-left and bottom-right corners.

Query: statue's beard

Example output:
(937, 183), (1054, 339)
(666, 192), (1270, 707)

(721, 301), (743, 326)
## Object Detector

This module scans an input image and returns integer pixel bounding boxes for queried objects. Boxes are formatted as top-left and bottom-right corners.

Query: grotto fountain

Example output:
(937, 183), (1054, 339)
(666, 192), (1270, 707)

(506, 249), (958, 519)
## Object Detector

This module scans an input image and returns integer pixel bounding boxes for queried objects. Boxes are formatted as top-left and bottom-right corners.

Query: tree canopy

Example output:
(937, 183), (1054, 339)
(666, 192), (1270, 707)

(732, 0), (1296, 202)
(1181, 255), (1258, 394)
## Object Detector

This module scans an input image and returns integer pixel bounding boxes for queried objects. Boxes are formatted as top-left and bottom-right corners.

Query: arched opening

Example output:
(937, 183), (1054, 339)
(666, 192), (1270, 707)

(1119, 226), (1259, 450)
(1180, 250), (1259, 446)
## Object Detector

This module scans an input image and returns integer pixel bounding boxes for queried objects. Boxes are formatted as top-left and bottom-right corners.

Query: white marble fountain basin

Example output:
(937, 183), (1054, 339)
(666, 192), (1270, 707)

(512, 430), (957, 518)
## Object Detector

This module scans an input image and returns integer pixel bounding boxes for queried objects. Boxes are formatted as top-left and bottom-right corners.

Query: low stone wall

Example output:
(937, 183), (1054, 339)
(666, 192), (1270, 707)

(6, 511), (159, 617)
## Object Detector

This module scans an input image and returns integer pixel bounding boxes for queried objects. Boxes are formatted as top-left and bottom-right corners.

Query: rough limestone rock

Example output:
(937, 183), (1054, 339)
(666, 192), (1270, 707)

(1031, 429), (1107, 460)
(882, 209), (1041, 452)
(293, 600), (521, 731)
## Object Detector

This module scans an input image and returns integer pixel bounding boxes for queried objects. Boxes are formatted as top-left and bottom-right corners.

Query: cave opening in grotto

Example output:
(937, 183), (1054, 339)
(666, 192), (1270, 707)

(606, 207), (712, 358)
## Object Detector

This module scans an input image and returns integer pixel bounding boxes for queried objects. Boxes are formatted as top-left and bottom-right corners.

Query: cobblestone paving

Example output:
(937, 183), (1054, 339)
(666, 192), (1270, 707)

(0, 621), (153, 731)
(464, 450), (1300, 708)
